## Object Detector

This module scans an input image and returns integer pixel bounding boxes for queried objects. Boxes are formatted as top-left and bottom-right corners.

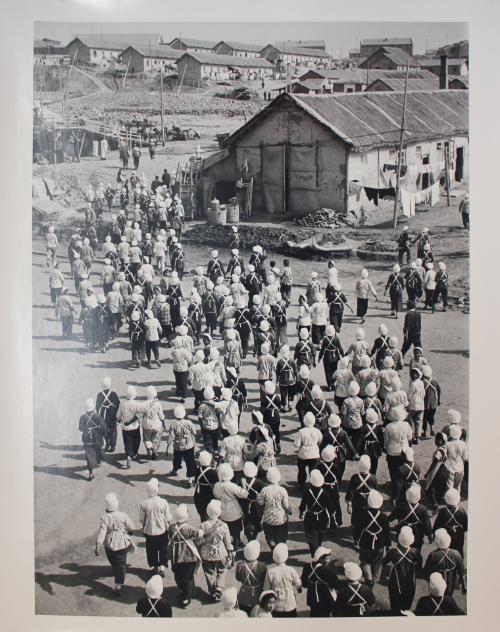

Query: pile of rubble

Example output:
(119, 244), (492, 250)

(65, 92), (263, 124)
(360, 239), (398, 253)
(184, 223), (345, 254)
(295, 208), (352, 228)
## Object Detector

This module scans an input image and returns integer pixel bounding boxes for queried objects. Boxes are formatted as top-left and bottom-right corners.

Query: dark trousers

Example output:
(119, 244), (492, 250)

(312, 324), (325, 345)
(205, 313), (217, 333)
(273, 609), (297, 617)
(131, 340), (144, 364)
(330, 312), (343, 332)
(424, 288), (435, 309)
(105, 547), (128, 584)
(401, 333), (422, 357)
(268, 418), (281, 448)
(323, 358), (338, 390)
(103, 283), (113, 296)
(105, 420), (117, 449)
(280, 385), (294, 408)
(398, 247), (411, 265)
(61, 315), (74, 338)
(422, 409), (436, 433)
(434, 287), (448, 308)
(172, 561), (196, 601)
(145, 532), (168, 568)
(202, 429), (219, 454)
(387, 454), (405, 499)
(123, 428), (141, 458)
(297, 457), (320, 486)
(146, 340), (160, 362)
(224, 517), (243, 548)
(359, 547), (385, 583)
(281, 284), (292, 305)
(50, 287), (62, 304)
(172, 447), (196, 477)
(263, 522), (288, 549)
(174, 370), (189, 398)
(193, 388), (204, 410)
(346, 427), (364, 454)
(305, 528), (326, 556)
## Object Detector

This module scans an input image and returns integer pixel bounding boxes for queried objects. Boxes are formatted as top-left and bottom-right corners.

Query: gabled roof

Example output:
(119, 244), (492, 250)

(268, 43), (331, 58)
(178, 51), (273, 68)
(366, 77), (439, 92)
(72, 33), (162, 49)
(223, 90), (468, 152)
(360, 38), (412, 46)
(213, 40), (265, 53)
(449, 76), (469, 88)
(418, 57), (467, 67)
(300, 68), (437, 83)
(283, 40), (326, 49)
(121, 45), (184, 60)
(360, 46), (414, 68)
(169, 37), (218, 49)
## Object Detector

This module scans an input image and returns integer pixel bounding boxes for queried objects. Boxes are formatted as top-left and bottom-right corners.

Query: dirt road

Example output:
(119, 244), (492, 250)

(33, 229), (468, 616)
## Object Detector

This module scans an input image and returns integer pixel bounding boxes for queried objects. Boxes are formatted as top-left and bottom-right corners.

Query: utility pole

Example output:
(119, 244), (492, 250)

(160, 66), (165, 146)
(444, 143), (451, 207)
(393, 60), (410, 229)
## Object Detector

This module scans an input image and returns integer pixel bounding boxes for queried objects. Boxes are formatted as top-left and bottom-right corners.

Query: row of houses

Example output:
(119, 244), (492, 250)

(275, 64), (469, 96)
(201, 88), (468, 217)
(41, 34), (331, 70)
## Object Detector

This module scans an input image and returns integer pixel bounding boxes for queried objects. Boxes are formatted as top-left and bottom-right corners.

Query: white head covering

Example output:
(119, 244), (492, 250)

(147, 477), (159, 497)
(272, 543), (288, 564)
(313, 546), (331, 562)
(429, 572), (447, 597)
(303, 412), (315, 427)
(310, 470), (324, 487)
(434, 528), (452, 549)
(218, 463), (234, 482)
(146, 575), (163, 599)
(85, 398), (95, 412)
(358, 455), (371, 473)
(367, 489), (383, 509)
(444, 488), (461, 507)
(244, 540), (261, 561)
(398, 525), (415, 547)
(244, 461), (258, 478)
(105, 493), (119, 511)
(174, 504), (188, 523)
(321, 445), (336, 462)
(267, 467), (281, 484)
(344, 562), (362, 581)
(221, 586), (238, 610)
(207, 499), (222, 519)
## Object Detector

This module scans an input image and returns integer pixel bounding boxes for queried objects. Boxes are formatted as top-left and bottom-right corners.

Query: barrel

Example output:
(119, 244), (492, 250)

(226, 203), (240, 224)
(207, 207), (227, 226)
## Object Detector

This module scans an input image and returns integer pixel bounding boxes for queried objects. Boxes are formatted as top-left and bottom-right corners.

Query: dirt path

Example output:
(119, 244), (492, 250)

(73, 67), (113, 94)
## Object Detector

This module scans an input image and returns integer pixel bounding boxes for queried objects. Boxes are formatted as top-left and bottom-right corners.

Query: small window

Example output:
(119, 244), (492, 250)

(93, 50), (97, 57)
(436, 142), (442, 151)
(388, 149), (396, 161)
(415, 145), (422, 156)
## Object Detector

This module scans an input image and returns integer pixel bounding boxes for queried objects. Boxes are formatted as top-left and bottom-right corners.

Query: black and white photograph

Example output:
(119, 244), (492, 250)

(31, 17), (471, 619)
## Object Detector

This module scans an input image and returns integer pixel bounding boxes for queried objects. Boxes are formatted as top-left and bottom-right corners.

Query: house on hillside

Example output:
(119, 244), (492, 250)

(366, 76), (439, 92)
(212, 41), (264, 58)
(359, 46), (416, 70)
(120, 45), (183, 73)
(201, 90), (468, 217)
(176, 51), (274, 84)
(168, 37), (218, 53)
(66, 36), (124, 67)
(34, 38), (69, 64)
(260, 43), (331, 67)
(360, 38), (413, 57)
(417, 57), (468, 76)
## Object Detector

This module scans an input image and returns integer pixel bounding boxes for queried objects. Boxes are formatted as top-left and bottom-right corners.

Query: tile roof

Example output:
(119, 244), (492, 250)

(360, 38), (413, 46)
(366, 77), (439, 92)
(269, 43), (331, 58)
(72, 33), (162, 49)
(224, 90), (468, 152)
(213, 40), (265, 53)
(122, 45), (184, 59)
(178, 51), (273, 68)
(169, 37), (218, 49)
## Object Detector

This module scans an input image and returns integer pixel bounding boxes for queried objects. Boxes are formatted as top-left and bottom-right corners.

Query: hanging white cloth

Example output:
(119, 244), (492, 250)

(400, 189), (416, 217)
(430, 182), (440, 206)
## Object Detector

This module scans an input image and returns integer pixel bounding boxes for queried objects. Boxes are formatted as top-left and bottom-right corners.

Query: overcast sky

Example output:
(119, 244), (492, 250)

(35, 21), (467, 55)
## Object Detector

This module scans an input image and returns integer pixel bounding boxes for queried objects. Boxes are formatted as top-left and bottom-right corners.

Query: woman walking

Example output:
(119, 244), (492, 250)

(355, 269), (377, 323)
(95, 493), (135, 596)
(79, 398), (107, 481)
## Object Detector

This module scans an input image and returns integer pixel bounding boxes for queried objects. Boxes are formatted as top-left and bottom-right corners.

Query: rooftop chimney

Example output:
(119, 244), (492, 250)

(439, 54), (448, 89)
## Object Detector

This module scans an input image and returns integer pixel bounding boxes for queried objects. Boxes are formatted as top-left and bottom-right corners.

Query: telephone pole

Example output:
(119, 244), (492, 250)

(160, 66), (165, 146)
(393, 60), (410, 228)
